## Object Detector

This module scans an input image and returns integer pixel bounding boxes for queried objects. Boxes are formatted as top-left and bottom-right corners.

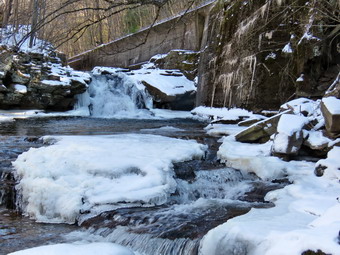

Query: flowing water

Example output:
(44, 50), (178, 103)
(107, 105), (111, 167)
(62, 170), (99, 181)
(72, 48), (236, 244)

(0, 72), (287, 255)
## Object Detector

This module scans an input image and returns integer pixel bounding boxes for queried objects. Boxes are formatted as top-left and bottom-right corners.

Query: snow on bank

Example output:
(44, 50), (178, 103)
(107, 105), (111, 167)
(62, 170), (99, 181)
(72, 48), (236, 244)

(191, 106), (262, 121)
(9, 242), (134, 255)
(199, 137), (340, 255)
(13, 134), (206, 224)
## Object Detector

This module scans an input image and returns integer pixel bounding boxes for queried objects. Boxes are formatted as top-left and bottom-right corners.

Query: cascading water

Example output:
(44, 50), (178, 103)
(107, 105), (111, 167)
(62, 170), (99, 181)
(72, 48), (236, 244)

(75, 72), (153, 118)
(70, 167), (277, 255)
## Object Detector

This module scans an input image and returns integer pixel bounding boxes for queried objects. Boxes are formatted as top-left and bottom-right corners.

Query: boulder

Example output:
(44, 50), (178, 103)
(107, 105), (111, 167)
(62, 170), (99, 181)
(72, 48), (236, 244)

(141, 80), (195, 110)
(150, 50), (200, 81)
(271, 114), (309, 156)
(235, 110), (292, 143)
(321, 97), (340, 137)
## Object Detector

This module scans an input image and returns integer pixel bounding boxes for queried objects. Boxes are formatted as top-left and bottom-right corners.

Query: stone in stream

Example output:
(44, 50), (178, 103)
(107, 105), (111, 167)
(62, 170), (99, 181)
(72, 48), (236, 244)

(235, 110), (292, 143)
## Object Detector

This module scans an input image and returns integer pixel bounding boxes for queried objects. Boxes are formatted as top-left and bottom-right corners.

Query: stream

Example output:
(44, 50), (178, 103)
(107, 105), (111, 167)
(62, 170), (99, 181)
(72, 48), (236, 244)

(0, 73), (287, 255)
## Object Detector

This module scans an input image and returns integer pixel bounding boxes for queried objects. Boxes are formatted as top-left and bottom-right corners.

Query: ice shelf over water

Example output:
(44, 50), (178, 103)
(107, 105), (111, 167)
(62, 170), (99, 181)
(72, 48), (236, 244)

(13, 134), (206, 224)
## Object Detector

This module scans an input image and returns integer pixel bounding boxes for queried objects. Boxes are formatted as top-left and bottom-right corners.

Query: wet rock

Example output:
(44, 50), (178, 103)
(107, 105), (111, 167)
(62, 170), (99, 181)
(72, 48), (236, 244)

(321, 97), (340, 137)
(314, 164), (327, 177)
(235, 110), (291, 143)
(302, 249), (330, 255)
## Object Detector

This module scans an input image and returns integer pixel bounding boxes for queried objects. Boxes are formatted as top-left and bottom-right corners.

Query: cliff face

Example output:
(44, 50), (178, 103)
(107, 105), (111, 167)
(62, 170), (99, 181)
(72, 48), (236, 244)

(196, 0), (339, 111)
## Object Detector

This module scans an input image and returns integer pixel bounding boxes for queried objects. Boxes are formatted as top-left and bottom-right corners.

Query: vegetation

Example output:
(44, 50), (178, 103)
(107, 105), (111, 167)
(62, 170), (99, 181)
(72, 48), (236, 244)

(0, 0), (209, 57)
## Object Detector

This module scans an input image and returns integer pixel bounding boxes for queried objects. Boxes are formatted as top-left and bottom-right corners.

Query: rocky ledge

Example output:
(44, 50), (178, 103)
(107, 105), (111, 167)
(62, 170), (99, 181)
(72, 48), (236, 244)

(0, 45), (90, 111)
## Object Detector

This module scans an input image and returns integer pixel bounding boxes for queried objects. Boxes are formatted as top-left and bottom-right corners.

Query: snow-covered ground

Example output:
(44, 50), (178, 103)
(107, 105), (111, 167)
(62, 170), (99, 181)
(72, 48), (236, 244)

(200, 140), (340, 255)
(192, 102), (340, 255)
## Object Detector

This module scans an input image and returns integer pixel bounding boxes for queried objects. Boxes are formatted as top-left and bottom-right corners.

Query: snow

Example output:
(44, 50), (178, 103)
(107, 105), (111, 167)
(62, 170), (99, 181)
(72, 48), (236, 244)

(201, 134), (340, 255)
(281, 98), (319, 117)
(92, 65), (196, 97)
(296, 74), (304, 82)
(191, 106), (262, 121)
(8, 242), (135, 255)
(322, 96), (340, 114)
(282, 43), (293, 53)
(276, 114), (309, 135)
(204, 124), (246, 137)
(13, 134), (206, 224)
(306, 130), (331, 149)
(272, 114), (308, 154)
(13, 84), (27, 94)
(315, 146), (340, 180)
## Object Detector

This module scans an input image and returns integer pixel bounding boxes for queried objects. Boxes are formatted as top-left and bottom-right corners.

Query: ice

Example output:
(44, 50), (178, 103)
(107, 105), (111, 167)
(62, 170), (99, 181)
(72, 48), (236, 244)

(13, 134), (206, 224)
(8, 242), (135, 255)
(322, 96), (340, 114)
(217, 136), (287, 180)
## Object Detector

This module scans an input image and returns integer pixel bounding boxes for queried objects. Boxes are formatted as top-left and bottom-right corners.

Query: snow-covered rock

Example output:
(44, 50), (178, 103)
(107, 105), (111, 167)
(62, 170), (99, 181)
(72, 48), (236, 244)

(321, 97), (340, 136)
(271, 114), (309, 155)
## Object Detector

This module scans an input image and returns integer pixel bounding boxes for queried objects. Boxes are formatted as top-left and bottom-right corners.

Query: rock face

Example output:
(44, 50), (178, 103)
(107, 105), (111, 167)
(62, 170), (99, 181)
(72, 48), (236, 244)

(0, 46), (90, 111)
(150, 50), (200, 81)
(196, 0), (339, 111)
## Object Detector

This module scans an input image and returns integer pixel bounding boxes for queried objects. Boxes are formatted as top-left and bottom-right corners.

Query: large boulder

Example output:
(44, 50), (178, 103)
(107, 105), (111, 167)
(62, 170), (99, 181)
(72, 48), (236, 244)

(321, 97), (340, 137)
(271, 114), (309, 156)
(235, 110), (292, 143)
(142, 80), (196, 110)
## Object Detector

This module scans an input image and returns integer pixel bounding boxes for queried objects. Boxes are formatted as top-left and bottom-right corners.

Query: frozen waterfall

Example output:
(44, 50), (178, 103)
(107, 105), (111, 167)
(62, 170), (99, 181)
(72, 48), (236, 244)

(75, 72), (153, 118)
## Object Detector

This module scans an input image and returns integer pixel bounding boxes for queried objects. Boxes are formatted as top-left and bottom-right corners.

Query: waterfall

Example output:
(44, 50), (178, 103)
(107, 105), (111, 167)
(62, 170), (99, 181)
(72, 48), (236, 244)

(75, 72), (153, 118)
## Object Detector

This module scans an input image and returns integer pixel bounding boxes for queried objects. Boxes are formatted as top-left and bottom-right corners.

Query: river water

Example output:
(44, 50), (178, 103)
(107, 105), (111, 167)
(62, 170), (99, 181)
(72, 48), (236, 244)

(0, 73), (287, 255)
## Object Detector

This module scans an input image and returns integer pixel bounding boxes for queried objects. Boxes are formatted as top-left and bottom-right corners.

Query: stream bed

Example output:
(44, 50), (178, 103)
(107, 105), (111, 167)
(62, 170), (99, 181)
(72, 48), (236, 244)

(0, 116), (287, 255)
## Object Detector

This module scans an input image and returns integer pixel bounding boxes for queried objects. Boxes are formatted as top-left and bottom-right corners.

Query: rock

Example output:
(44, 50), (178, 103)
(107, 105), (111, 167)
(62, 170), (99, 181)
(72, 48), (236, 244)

(314, 164), (327, 177)
(235, 110), (292, 143)
(150, 50), (200, 81)
(238, 118), (260, 127)
(196, 0), (339, 111)
(271, 114), (309, 156)
(141, 80), (195, 110)
(11, 70), (31, 84)
(321, 97), (340, 137)
(0, 46), (89, 111)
